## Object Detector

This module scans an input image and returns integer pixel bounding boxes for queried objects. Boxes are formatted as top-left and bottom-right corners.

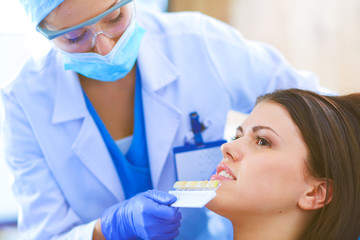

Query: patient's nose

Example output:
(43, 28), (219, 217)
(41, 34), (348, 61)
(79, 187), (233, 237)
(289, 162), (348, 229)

(221, 142), (243, 162)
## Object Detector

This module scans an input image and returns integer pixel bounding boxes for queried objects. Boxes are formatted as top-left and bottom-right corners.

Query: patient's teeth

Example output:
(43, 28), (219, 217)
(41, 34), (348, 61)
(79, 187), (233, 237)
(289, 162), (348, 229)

(218, 170), (234, 180)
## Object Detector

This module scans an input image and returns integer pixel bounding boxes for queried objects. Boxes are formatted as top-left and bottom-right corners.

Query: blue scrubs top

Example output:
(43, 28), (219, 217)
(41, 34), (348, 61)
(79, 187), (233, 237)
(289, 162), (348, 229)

(83, 66), (152, 200)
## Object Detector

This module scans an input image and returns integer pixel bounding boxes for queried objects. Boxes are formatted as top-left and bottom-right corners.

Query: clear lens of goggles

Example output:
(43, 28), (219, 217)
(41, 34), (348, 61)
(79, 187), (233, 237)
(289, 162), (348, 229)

(53, 3), (133, 53)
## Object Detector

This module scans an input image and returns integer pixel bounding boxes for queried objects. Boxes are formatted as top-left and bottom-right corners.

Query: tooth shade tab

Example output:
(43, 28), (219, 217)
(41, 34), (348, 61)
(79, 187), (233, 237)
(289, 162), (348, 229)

(169, 180), (220, 208)
(172, 180), (219, 191)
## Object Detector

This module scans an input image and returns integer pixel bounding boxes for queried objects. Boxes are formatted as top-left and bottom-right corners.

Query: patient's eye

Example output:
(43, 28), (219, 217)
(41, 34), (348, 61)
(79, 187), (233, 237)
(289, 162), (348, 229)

(231, 133), (244, 141)
(255, 136), (271, 147)
(232, 126), (244, 141)
(231, 136), (238, 141)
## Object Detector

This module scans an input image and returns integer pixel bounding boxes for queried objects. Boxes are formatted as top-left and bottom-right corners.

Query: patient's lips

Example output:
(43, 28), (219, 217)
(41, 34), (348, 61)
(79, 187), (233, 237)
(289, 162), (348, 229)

(210, 162), (237, 181)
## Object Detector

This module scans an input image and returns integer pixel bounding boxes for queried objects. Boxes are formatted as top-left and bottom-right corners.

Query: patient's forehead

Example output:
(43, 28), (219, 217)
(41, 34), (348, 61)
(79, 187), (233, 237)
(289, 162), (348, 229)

(244, 101), (301, 137)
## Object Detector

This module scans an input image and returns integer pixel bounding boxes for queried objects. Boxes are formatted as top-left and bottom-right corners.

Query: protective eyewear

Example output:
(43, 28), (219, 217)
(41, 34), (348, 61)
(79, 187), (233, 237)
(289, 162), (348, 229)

(36, 0), (133, 40)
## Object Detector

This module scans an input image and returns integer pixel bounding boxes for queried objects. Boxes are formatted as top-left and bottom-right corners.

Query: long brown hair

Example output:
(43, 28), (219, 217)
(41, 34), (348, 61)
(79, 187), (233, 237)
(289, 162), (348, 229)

(257, 89), (360, 240)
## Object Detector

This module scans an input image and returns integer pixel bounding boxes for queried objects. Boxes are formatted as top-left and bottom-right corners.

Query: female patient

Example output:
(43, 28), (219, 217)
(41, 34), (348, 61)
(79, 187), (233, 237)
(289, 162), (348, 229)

(208, 88), (360, 240)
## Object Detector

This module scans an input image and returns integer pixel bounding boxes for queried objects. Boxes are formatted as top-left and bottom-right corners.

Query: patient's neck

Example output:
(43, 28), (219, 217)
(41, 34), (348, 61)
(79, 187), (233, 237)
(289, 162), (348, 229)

(231, 210), (314, 240)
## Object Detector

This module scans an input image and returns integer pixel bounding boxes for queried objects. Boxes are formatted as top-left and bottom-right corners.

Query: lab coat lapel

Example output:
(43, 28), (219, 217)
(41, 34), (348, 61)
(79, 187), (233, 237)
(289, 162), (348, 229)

(71, 116), (124, 201)
(52, 70), (123, 201)
(138, 35), (182, 188)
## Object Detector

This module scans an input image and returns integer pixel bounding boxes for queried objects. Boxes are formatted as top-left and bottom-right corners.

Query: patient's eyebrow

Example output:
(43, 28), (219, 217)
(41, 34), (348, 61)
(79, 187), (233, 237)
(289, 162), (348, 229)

(252, 126), (279, 137)
(237, 125), (279, 137)
(236, 126), (244, 135)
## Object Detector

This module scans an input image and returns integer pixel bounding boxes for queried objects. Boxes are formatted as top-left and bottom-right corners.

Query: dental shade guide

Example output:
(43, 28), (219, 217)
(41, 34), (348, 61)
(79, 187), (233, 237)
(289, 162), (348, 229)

(168, 180), (219, 208)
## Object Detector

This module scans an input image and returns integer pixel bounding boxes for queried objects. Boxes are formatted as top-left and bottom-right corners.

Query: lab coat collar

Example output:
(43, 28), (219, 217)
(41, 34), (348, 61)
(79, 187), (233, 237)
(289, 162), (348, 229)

(52, 69), (87, 123)
(137, 31), (180, 91)
(137, 32), (181, 188)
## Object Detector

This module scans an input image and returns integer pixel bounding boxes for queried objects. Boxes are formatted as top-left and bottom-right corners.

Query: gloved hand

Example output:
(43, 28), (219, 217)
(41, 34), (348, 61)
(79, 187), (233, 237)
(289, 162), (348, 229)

(101, 190), (181, 240)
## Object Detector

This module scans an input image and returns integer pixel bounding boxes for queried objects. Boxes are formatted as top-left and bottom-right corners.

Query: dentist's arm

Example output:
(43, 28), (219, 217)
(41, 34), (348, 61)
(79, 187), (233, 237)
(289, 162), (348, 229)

(93, 190), (181, 240)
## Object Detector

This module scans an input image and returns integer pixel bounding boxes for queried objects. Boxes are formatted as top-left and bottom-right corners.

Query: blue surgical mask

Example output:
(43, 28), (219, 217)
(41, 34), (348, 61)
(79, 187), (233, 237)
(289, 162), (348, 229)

(59, 19), (145, 82)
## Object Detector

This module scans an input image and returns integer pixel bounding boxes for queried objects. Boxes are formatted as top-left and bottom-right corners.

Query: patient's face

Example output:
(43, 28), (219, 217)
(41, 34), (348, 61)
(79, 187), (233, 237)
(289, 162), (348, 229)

(207, 100), (311, 221)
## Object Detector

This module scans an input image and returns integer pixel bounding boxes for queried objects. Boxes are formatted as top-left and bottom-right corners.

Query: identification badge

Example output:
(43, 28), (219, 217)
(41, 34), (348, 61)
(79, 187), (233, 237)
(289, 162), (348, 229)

(173, 112), (226, 181)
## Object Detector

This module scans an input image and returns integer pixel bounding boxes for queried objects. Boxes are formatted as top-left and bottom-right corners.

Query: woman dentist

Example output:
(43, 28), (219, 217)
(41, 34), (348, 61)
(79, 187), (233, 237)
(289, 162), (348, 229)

(1, 0), (328, 239)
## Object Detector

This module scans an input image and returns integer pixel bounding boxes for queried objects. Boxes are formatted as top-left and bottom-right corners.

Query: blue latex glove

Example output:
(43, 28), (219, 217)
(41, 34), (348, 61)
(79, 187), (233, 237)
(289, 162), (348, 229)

(101, 190), (181, 240)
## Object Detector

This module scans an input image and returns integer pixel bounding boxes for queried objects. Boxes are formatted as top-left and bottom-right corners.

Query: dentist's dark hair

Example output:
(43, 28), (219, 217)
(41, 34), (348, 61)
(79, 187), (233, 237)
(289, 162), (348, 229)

(257, 88), (360, 240)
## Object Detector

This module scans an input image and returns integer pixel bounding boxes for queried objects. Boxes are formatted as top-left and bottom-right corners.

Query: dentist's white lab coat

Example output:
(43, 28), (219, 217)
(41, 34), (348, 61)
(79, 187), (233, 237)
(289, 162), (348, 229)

(1, 10), (323, 240)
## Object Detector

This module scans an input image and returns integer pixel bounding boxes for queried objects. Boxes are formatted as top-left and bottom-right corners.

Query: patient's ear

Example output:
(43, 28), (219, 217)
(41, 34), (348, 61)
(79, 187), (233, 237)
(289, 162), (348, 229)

(298, 179), (333, 210)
